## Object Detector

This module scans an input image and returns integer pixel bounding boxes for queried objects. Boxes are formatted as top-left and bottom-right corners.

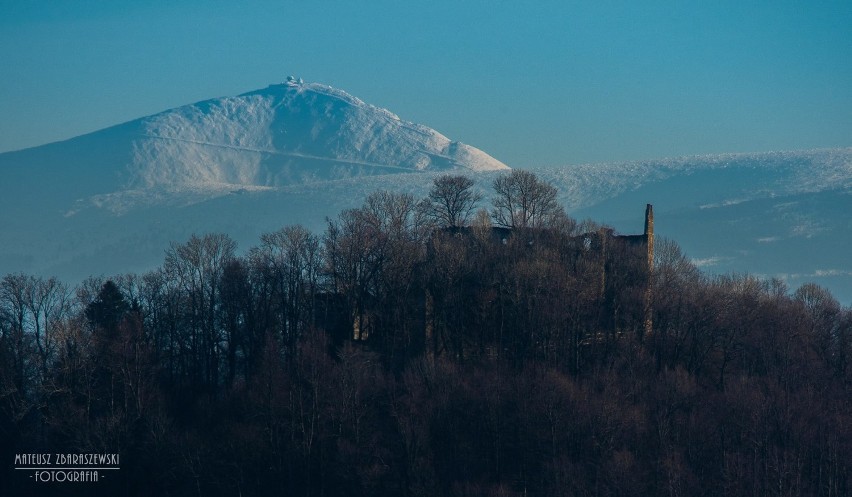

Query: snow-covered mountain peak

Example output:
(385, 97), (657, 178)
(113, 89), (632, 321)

(125, 80), (508, 191)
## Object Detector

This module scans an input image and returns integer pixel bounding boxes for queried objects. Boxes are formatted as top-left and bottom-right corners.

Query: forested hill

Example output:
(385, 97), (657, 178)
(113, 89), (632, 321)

(1, 172), (850, 496)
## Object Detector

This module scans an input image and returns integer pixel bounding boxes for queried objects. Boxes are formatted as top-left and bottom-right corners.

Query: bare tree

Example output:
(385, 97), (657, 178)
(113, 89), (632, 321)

(252, 225), (321, 347)
(163, 233), (237, 389)
(0, 273), (35, 395)
(491, 169), (562, 229)
(25, 276), (71, 380)
(795, 282), (843, 372)
(423, 174), (483, 228)
(324, 190), (428, 362)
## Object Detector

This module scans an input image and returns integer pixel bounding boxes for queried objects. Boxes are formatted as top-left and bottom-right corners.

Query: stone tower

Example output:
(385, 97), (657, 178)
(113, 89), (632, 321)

(644, 204), (654, 271)
(643, 204), (654, 338)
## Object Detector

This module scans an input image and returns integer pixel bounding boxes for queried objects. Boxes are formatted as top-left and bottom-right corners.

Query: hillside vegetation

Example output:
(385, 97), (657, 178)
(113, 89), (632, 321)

(1, 172), (850, 496)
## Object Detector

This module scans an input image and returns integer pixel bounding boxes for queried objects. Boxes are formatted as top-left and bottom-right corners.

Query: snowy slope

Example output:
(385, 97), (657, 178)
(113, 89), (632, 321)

(127, 82), (508, 192)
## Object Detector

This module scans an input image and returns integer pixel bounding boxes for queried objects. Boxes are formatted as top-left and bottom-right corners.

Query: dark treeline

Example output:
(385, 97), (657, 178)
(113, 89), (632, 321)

(1, 171), (851, 496)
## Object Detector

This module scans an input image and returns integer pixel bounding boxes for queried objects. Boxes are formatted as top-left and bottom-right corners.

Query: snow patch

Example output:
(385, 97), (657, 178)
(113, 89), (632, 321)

(692, 256), (726, 268)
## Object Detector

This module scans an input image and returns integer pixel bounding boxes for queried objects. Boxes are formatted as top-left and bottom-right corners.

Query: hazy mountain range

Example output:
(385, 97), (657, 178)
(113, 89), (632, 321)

(1, 80), (849, 302)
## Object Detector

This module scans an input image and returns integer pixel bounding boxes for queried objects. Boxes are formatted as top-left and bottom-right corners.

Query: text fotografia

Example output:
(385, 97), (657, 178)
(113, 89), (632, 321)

(13, 453), (120, 484)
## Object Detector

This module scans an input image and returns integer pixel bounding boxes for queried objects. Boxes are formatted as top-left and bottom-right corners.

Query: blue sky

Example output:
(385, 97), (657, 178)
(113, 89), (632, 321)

(1, 1), (850, 166)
